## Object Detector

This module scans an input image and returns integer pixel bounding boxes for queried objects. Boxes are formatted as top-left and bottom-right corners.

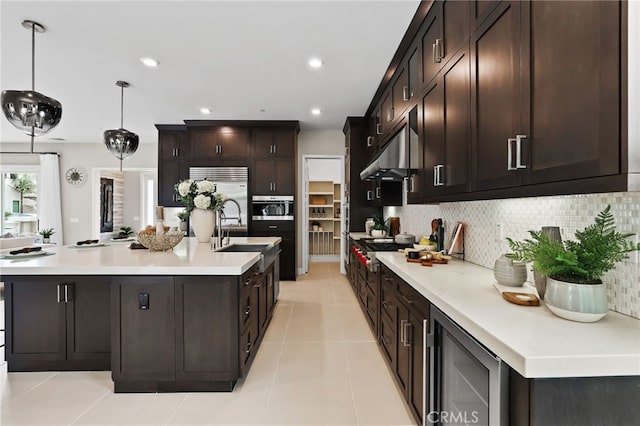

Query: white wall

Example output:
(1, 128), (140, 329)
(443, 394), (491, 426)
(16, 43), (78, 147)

(308, 158), (342, 181)
(0, 142), (157, 244)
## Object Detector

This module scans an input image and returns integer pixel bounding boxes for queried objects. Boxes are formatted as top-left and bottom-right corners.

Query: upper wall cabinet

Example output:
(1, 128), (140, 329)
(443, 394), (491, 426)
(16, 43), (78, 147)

(157, 126), (190, 206)
(471, 0), (622, 193)
(254, 130), (295, 158)
(190, 127), (250, 159)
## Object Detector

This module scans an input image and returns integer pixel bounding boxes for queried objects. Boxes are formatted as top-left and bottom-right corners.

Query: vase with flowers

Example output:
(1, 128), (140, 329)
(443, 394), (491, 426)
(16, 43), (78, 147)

(175, 179), (224, 243)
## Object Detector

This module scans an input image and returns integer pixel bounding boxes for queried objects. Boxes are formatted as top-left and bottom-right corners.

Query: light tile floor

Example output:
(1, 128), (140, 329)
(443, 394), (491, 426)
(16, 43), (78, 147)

(0, 262), (416, 426)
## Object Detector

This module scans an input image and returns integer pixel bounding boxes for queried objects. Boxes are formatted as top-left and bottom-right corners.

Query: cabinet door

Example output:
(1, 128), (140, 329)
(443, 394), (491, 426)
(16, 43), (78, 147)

(175, 276), (237, 381)
(254, 130), (295, 157)
(278, 232), (296, 281)
(253, 159), (274, 194)
(273, 130), (295, 157)
(396, 303), (411, 397)
(425, 46), (474, 199)
(218, 128), (250, 157)
(190, 129), (219, 158)
(407, 46), (420, 102)
(66, 277), (111, 363)
(442, 0), (470, 60)
(380, 315), (397, 368)
(275, 158), (295, 195)
(158, 158), (189, 206)
(522, 0), (620, 185)
(392, 65), (409, 119)
(409, 310), (426, 421)
(159, 131), (188, 159)
(470, 1), (523, 191)
(407, 106), (423, 203)
(421, 8), (442, 88)
(5, 277), (66, 367)
(111, 277), (175, 382)
(380, 91), (393, 134)
(265, 263), (275, 315)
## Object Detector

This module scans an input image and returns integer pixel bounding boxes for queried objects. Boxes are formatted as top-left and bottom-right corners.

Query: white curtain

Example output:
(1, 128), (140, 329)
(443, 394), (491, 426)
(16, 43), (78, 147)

(38, 154), (64, 245)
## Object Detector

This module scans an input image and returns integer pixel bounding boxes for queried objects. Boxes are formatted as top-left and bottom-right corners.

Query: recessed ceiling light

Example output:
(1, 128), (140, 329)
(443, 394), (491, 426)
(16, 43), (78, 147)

(140, 57), (159, 68)
(308, 58), (323, 68)
(311, 108), (322, 116)
(200, 108), (211, 114)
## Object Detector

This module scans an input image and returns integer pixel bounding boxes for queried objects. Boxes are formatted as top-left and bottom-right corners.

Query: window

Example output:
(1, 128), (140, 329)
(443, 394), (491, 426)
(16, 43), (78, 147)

(1, 170), (39, 236)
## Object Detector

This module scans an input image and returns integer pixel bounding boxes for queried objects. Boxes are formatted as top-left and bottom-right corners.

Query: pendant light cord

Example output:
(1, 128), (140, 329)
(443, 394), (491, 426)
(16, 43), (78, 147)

(120, 84), (124, 129)
(30, 22), (36, 151)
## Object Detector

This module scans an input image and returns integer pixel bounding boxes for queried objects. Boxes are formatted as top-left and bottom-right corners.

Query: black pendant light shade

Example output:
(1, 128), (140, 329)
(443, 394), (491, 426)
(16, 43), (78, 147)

(104, 81), (139, 170)
(1, 20), (62, 139)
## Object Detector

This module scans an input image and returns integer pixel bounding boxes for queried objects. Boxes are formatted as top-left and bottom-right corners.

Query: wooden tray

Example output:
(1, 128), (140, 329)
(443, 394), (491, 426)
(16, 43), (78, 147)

(502, 292), (540, 306)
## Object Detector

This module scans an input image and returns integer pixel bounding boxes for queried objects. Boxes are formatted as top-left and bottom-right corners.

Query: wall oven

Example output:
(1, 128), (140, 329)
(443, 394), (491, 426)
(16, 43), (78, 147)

(251, 195), (294, 221)
(426, 307), (508, 425)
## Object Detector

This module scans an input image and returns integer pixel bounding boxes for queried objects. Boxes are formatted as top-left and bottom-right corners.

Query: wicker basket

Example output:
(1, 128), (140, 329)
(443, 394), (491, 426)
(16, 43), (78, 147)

(137, 231), (184, 251)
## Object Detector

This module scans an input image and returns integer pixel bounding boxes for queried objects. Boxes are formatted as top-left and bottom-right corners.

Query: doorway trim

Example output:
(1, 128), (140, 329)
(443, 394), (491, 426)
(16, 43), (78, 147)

(301, 155), (345, 275)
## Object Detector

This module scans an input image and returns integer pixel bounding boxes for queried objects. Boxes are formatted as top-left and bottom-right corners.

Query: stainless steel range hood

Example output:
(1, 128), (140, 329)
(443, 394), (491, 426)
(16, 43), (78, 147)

(360, 126), (410, 181)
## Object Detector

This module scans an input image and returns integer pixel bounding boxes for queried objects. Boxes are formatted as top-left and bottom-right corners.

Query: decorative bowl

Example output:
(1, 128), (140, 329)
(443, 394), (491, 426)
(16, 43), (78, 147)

(137, 231), (184, 251)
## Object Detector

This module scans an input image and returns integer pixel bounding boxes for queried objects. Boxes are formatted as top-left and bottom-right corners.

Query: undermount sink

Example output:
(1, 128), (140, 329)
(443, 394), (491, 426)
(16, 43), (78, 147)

(214, 243), (279, 273)
(214, 244), (270, 253)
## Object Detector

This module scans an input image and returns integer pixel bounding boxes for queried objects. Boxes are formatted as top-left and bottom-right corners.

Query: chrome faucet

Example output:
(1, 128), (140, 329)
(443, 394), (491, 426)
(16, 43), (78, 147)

(221, 198), (242, 227)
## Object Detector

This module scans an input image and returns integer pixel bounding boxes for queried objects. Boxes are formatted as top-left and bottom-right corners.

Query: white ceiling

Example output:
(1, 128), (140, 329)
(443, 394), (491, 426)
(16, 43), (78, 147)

(0, 0), (421, 146)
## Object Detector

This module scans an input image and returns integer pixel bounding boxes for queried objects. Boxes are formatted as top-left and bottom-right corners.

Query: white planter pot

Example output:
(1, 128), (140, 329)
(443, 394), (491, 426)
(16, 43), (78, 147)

(190, 209), (215, 243)
(544, 277), (609, 322)
(371, 229), (387, 238)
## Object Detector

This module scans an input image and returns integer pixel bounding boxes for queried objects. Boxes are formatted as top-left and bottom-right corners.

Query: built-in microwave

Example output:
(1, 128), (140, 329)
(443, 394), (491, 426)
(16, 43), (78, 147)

(251, 195), (294, 221)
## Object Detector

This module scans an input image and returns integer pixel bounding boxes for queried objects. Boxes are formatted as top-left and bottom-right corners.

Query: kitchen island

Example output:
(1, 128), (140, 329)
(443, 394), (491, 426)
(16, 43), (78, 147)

(1, 237), (281, 392)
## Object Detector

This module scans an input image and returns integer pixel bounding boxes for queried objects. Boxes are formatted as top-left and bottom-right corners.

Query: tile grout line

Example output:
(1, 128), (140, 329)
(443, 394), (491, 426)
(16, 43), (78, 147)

(9, 371), (59, 402)
(261, 300), (295, 424)
(164, 392), (189, 426)
(67, 387), (111, 425)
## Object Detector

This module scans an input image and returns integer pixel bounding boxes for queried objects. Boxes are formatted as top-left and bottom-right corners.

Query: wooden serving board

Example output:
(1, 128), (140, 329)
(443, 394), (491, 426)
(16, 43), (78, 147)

(502, 292), (540, 306)
(407, 258), (423, 263)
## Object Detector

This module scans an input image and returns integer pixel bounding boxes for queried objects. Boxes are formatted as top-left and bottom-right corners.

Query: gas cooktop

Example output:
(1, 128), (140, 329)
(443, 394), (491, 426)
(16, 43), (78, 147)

(359, 238), (412, 252)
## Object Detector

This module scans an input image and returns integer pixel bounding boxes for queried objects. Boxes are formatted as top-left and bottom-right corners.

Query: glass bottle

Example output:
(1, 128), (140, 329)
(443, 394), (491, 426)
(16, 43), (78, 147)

(312, 208), (316, 217)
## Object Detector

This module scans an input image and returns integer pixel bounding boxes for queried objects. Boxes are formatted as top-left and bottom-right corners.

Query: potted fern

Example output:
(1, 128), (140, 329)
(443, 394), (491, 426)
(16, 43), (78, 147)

(507, 205), (640, 322)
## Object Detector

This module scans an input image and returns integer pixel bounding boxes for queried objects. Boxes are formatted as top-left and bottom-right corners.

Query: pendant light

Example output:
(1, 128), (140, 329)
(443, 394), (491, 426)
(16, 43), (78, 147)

(1, 20), (62, 152)
(103, 81), (139, 171)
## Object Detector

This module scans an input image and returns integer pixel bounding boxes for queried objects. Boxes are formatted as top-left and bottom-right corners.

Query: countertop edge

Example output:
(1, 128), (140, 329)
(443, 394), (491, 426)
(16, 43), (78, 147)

(376, 252), (640, 379)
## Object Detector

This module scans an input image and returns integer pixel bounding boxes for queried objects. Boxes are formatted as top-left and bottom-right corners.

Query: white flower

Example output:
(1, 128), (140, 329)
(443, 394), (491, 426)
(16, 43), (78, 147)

(193, 194), (211, 209)
(197, 180), (215, 194)
(178, 180), (193, 197)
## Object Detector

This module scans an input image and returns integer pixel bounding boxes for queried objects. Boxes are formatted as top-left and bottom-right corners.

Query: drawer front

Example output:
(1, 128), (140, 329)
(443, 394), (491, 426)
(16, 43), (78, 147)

(251, 220), (294, 234)
(380, 283), (398, 326)
(365, 286), (378, 332)
(397, 281), (429, 318)
(380, 266), (398, 292)
(379, 316), (396, 365)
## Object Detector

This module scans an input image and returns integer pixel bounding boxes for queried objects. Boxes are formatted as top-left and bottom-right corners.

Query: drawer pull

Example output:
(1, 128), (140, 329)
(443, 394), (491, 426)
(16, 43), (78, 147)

(244, 306), (252, 315)
(400, 294), (414, 305)
(245, 341), (252, 354)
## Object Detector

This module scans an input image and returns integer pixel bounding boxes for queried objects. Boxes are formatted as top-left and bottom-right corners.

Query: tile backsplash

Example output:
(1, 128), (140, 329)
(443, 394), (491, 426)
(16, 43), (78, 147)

(385, 191), (640, 319)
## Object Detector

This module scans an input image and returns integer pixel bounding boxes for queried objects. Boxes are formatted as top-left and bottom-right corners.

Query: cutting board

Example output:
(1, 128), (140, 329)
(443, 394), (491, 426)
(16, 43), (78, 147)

(501, 292), (540, 306)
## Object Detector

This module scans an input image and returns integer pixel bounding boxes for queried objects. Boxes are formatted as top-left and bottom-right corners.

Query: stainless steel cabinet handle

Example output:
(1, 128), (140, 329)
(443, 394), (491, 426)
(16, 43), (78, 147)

(433, 38), (443, 63)
(400, 293), (413, 305)
(272, 144), (277, 155)
(57, 284), (62, 303)
(268, 225), (278, 229)
(375, 186), (381, 199)
(367, 136), (373, 147)
(64, 283), (72, 302)
(516, 134), (527, 169)
(245, 341), (252, 354)
(244, 306), (252, 315)
(376, 123), (381, 135)
(507, 137), (517, 170)
(433, 165), (444, 186)
(400, 319), (407, 344)
(387, 108), (394, 122)
(366, 190), (373, 201)
(405, 322), (412, 347)
(273, 182), (276, 191)
(403, 86), (409, 101)
(175, 148), (179, 157)
(381, 299), (389, 308)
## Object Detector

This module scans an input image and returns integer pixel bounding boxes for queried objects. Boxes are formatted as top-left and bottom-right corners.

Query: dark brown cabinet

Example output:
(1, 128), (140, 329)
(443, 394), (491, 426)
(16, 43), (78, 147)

(422, 47), (470, 199)
(253, 158), (295, 195)
(190, 128), (250, 159)
(380, 91), (393, 135)
(254, 129), (295, 158)
(378, 264), (429, 424)
(111, 264), (273, 392)
(251, 221), (295, 281)
(157, 126), (189, 206)
(4, 276), (111, 372)
(392, 65), (410, 121)
(472, 0), (622, 194)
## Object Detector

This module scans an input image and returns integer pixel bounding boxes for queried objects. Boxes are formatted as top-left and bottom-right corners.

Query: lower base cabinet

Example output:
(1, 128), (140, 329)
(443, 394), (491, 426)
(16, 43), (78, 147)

(4, 276), (111, 372)
(111, 262), (272, 392)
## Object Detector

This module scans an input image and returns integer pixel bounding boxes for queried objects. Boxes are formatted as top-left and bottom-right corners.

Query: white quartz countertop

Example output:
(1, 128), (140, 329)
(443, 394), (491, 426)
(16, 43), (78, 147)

(376, 252), (640, 379)
(0, 237), (281, 276)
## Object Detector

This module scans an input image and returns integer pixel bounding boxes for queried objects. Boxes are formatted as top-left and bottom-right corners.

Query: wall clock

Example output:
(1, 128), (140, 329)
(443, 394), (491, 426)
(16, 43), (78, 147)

(65, 166), (87, 186)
